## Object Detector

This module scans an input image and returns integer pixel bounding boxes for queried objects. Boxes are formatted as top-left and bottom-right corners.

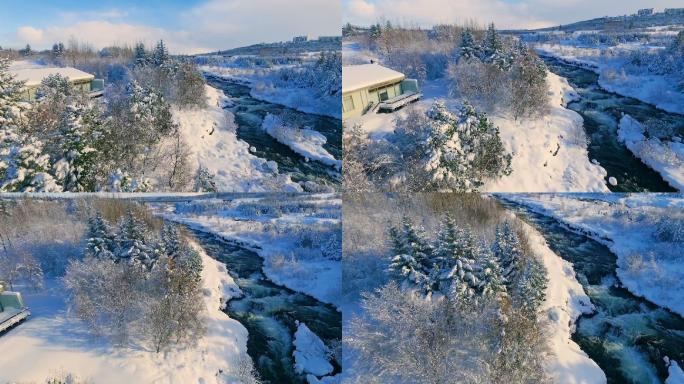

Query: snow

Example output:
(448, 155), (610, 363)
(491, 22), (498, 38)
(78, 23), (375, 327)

(342, 64), (404, 93)
(618, 115), (684, 191)
(150, 194), (342, 307)
(502, 193), (684, 317)
(173, 85), (303, 193)
(515, 215), (607, 384)
(535, 43), (684, 115)
(293, 322), (334, 378)
(261, 114), (341, 168)
(0, 241), (250, 384)
(668, 359), (684, 384)
(9, 67), (94, 87)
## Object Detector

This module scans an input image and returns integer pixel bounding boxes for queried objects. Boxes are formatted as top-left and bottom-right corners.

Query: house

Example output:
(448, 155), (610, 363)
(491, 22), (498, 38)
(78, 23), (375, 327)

(342, 63), (421, 119)
(293, 35), (313, 43)
(9, 66), (105, 101)
(664, 8), (684, 16)
(0, 281), (30, 333)
(637, 8), (653, 17)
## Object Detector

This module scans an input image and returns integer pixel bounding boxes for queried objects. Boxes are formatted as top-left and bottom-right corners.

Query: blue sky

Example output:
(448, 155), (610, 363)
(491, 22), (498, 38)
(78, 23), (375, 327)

(0, 0), (341, 54)
(343, 0), (684, 29)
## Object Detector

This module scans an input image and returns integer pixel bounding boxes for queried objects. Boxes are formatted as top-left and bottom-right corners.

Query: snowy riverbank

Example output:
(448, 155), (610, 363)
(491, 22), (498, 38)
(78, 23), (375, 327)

(618, 115), (684, 191)
(0, 240), (250, 384)
(150, 195), (342, 308)
(173, 85), (302, 193)
(201, 65), (341, 119)
(516, 216), (606, 383)
(535, 43), (684, 115)
(502, 193), (684, 318)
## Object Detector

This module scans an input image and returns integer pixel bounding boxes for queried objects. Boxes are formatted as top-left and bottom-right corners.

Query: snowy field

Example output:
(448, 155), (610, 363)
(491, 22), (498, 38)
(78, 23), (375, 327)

(173, 85), (303, 193)
(0, 242), (250, 384)
(150, 194), (342, 307)
(502, 193), (684, 317)
(534, 40), (684, 115)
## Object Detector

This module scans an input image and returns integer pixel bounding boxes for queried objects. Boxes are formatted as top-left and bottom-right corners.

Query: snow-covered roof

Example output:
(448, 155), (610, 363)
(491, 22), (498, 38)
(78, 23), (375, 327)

(9, 67), (95, 87)
(342, 64), (405, 94)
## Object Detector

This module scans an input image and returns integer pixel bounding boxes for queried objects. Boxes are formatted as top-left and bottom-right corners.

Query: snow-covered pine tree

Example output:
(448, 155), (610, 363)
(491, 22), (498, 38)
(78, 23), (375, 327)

(492, 221), (523, 284)
(116, 211), (155, 270)
(175, 244), (203, 285)
(128, 80), (175, 142)
(459, 28), (478, 60)
(482, 23), (503, 59)
(86, 213), (116, 260)
(515, 257), (548, 316)
(422, 101), (512, 191)
(194, 165), (217, 192)
(477, 244), (507, 299)
(161, 221), (182, 258)
(152, 40), (169, 68)
(0, 130), (59, 191)
(53, 104), (101, 191)
(432, 218), (480, 300)
(388, 217), (432, 292)
(0, 60), (59, 191)
(134, 42), (147, 66)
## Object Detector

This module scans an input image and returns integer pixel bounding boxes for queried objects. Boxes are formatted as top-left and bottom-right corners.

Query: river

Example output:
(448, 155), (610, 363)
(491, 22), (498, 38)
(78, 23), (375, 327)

(190, 228), (342, 384)
(500, 198), (684, 383)
(541, 55), (684, 192)
(204, 74), (342, 189)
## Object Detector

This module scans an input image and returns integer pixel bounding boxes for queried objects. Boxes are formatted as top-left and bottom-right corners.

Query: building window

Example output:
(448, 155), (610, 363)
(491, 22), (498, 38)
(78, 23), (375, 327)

(343, 95), (355, 113)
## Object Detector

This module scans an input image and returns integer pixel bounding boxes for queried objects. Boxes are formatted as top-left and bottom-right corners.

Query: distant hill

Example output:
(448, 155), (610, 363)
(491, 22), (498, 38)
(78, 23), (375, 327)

(530, 8), (684, 33)
(206, 38), (341, 57)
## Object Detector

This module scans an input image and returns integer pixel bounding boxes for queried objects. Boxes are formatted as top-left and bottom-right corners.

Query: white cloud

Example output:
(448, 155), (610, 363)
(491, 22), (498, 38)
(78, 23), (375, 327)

(343, 0), (684, 29)
(17, 26), (44, 43)
(8, 0), (342, 54)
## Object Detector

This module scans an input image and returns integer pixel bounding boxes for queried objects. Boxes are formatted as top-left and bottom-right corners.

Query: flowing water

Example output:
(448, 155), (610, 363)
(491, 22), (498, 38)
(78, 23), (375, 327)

(204, 74), (342, 188)
(500, 199), (684, 383)
(541, 55), (684, 192)
(190, 228), (342, 384)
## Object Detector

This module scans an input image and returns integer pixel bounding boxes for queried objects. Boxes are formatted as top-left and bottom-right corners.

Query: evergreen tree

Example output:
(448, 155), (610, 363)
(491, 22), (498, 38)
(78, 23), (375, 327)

(388, 217), (432, 291)
(432, 218), (480, 300)
(492, 221), (523, 283)
(116, 211), (155, 270)
(86, 213), (116, 259)
(0, 60), (59, 191)
(516, 257), (548, 316)
(161, 221), (181, 258)
(482, 23), (503, 59)
(478, 245), (507, 299)
(128, 80), (175, 142)
(422, 101), (512, 191)
(53, 104), (101, 191)
(459, 28), (478, 59)
(194, 165), (217, 192)
(175, 244), (203, 284)
(152, 40), (169, 67)
(134, 42), (147, 66)
(23, 44), (32, 56)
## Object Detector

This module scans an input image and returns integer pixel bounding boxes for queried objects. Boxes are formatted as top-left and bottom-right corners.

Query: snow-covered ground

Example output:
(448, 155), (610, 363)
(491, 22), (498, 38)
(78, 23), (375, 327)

(618, 115), (684, 191)
(344, 54), (609, 192)
(200, 64), (341, 119)
(534, 42), (684, 115)
(502, 193), (684, 317)
(0, 241), (250, 384)
(150, 194), (342, 307)
(262, 114), (341, 169)
(173, 85), (303, 193)
(516, 216), (606, 383)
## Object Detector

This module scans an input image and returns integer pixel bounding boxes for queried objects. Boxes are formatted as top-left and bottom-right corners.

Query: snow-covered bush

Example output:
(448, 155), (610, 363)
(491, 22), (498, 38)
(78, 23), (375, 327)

(653, 217), (684, 243)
